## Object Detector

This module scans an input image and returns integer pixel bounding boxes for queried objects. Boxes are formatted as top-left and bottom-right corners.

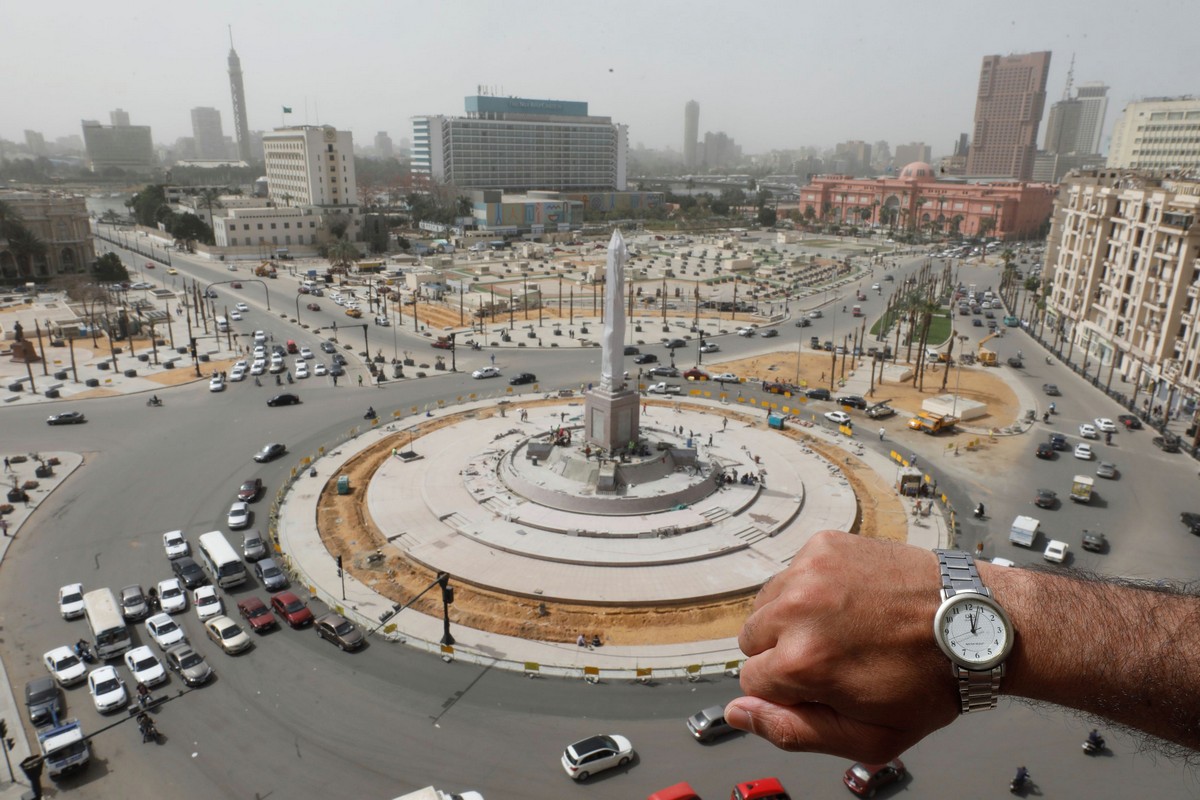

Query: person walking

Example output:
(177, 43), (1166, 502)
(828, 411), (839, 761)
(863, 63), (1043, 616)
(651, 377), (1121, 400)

(0, 518), (8, 537)
(878, 427), (886, 440)
(2, 456), (8, 472)
(357, 375), (363, 387)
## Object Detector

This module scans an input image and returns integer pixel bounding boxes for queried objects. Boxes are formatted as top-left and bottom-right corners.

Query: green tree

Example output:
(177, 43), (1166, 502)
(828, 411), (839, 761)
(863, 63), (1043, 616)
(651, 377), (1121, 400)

(128, 185), (168, 228)
(328, 239), (359, 269)
(196, 188), (224, 225)
(803, 204), (816, 223)
(167, 212), (213, 245)
(757, 207), (777, 227)
(6, 225), (47, 277)
(93, 252), (130, 282)
(978, 216), (997, 240)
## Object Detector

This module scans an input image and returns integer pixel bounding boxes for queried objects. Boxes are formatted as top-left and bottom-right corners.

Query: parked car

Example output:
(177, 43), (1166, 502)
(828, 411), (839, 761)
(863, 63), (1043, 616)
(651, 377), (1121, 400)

(171, 556), (206, 589)
(314, 613), (366, 651)
(205, 615), (252, 655)
(86, 665), (127, 714)
(124, 646), (167, 688)
(271, 591), (314, 628)
(25, 676), (62, 727)
(58, 583), (85, 620)
(193, 586), (223, 621)
(843, 760), (907, 797)
(42, 646), (86, 687)
(560, 734), (634, 781)
(242, 530), (267, 561)
(119, 584), (150, 621)
(836, 395), (868, 410)
(164, 644), (212, 687)
(157, 578), (187, 614)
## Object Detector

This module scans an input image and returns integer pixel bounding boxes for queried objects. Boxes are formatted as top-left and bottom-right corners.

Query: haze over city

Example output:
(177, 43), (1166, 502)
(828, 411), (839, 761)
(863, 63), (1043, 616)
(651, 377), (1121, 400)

(5, 0), (1198, 157)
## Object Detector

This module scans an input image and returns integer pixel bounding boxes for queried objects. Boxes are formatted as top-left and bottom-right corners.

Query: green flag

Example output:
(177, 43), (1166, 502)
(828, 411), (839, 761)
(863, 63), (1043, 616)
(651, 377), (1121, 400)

(282, 106), (292, 114)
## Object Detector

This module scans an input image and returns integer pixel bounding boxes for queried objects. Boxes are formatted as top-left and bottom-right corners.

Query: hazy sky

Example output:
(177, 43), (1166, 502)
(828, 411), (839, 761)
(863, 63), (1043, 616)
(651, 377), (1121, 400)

(4, 0), (1198, 158)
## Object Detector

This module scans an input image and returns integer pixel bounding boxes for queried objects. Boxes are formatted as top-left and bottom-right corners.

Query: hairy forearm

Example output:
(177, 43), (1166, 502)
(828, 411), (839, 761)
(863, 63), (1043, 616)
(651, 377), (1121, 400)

(984, 563), (1200, 751)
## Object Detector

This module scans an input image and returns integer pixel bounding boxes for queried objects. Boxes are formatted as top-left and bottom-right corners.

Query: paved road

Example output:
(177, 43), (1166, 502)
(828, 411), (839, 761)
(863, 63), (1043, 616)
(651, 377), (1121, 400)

(2, 246), (1196, 799)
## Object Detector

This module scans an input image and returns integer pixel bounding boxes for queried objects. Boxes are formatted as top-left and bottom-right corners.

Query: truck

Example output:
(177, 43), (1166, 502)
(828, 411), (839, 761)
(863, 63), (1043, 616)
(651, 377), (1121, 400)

(254, 262), (277, 278)
(1070, 475), (1095, 503)
(852, 305), (863, 317)
(1010, 515), (1040, 548)
(391, 787), (483, 800)
(38, 718), (90, 778)
(906, 412), (958, 434)
(977, 332), (1000, 366)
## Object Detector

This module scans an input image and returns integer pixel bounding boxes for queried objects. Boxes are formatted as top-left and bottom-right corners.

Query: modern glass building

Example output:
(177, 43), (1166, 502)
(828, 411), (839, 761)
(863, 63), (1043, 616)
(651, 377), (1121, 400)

(412, 96), (627, 192)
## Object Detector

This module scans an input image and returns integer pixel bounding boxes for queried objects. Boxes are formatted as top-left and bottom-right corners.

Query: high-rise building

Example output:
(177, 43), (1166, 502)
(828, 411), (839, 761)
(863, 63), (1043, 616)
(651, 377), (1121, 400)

(109, 108), (130, 127)
(81, 121), (154, 173)
(966, 51), (1051, 180)
(1043, 99), (1082, 155)
(374, 131), (394, 159)
(24, 130), (46, 156)
(1044, 81), (1109, 156)
(1106, 97), (1200, 172)
(191, 107), (227, 160)
(262, 125), (358, 208)
(684, 100), (699, 170)
(1044, 169), (1200, 408)
(1075, 82), (1109, 155)
(833, 140), (872, 175)
(894, 142), (931, 167)
(412, 95), (627, 192)
(227, 29), (252, 164)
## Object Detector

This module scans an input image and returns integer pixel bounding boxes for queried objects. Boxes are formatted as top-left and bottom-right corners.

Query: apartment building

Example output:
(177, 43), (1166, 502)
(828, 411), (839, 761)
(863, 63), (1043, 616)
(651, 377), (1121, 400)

(1044, 170), (1200, 409)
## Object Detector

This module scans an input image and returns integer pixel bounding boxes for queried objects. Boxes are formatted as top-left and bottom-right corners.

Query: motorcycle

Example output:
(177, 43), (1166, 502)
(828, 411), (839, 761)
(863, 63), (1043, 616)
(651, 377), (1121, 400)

(1083, 735), (1105, 755)
(364, 408), (378, 420)
(146, 397), (163, 407)
(74, 641), (95, 664)
(1009, 772), (1031, 794)
(973, 504), (986, 520)
(138, 714), (160, 744)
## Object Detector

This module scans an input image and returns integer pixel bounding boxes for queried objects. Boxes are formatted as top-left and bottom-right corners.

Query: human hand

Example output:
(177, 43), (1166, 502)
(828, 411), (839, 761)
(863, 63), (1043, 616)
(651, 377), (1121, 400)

(726, 530), (958, 762)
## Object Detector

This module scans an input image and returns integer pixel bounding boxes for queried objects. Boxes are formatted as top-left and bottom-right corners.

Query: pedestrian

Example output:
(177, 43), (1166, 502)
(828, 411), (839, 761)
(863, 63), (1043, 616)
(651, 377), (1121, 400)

(722, 417), (728, 432)
(909, 453), (918, 467)
(879, 427), (886, 440)
(2, 456), (8, 472)
(0, 519), (8, 537)
(490, 353), (496, 365)
(708, 433), (713, 446)
(136, 681), (150, 708)
(358, 375), (363, 387)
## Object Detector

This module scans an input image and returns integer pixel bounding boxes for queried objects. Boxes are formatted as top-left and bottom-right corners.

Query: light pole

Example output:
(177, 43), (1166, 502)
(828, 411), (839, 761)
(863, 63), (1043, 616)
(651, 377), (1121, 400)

(952, 333), (968, 417)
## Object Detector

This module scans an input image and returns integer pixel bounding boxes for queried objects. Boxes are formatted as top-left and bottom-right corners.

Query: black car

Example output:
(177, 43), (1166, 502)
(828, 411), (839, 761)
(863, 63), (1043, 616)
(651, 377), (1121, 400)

(1048, 433), (1068, 451)
(46, 411), (87, 425)
(329, 364), (345, 377)
(25, 676), (61, 727)
(806, 387), (832, 401)
(254, 443), (287, 462)
(664, 338), (687, 349)
(836, 395), (868, 410)
(1153, 435), (1181, 453)
(509, 373), (537, 385)
(1117, 414), (1142, 430)
(972, 318), (983, 327)
(649, 366), (679, 378)
(760, 329), (779, 338)
(1035, 442), (1056, 460)
(1082, 530), (1107, 553)
(320, 341), (337, 354)
(794, 318), (811, 328)
(623, 345), (639, 356)
(172, 556), (206, 589)
(332, 353), (348, 366)
(633, 353), (658, 364)
(1042, 383), (1061, 396)
(1034, 488), (1058, 509)
(267, 393), (301, 407)
(1181, 512), (1200, 535)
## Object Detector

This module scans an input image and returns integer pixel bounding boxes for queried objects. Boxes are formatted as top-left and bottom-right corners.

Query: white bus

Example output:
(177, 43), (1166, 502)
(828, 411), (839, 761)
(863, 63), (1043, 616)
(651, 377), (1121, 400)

(82, 589), (131, 659)
(216, 316), (230, 333)
(197, 531), (247, 588)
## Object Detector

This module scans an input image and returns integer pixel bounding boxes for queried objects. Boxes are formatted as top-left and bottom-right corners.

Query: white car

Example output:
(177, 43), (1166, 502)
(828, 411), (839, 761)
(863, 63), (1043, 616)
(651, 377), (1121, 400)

(250, 359), (266, 376)
(87, 665), (128, 713)
(269, 357), (286, 374)
(712, 373), (739, 383)
(313, 363), (328, 376)
(233, 359), (247, 370)
(194, 586), (223, 621)
(1044, 539), (1070, 563)
(472, 366), (500, 379)
(808, 310), (823, 319)
(163, 530), (189, 559)
(299, 347), (314, 360)
(157, 578), (187, 614)
(58, 583), (85, 619)
(825, 410), (853, 426)
(736, 326), (756, 337)
(205, 615), (252, 655)
(699, 342), (719, 353)
(295, 362), (309, 379)
(1078, 423), (1097, 439)
(229, 310), (242, 321)
(227, 501), (251, 530)
(871, 283), (881, 291)
(42, 646), (87, 687)
(1094, 417), (1117, 433)
(1074, 443), (1094, 460)
(229, 365), (247, 382)
(253, 330), (266, 343)
(124, 646), (167, 688)
(209, 374), (226, 392)
(235, 302), (249, 313)
(647, 382), (681, 395)
(145, 612), (186, 650)
(561, 734), (635, 781)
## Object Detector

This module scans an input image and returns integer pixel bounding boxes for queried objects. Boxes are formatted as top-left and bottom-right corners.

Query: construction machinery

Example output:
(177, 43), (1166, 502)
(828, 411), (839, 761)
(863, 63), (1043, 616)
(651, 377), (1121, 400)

(907, 411), (959, 434)
(977, 332), (1000, 366)
(254, 261), (277, 278)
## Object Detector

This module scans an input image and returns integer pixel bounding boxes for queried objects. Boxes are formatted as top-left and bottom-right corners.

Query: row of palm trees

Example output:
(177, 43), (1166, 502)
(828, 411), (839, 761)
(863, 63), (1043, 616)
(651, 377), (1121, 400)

(878, 262), (959, 392)
(0, 199), (47, 280)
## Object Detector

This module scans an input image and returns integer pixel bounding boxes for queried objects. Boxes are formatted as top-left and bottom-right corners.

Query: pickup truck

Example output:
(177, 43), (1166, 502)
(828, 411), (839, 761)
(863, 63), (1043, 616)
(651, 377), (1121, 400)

(907, 412), (959, 434)
(647, 382), (681, 395)
(865, 403), (896, 419)
(1010, 515), (1040, 547)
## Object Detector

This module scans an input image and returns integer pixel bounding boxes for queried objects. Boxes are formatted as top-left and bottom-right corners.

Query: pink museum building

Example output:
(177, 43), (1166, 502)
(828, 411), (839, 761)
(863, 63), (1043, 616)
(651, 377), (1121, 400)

(799, 161), (1057, 240)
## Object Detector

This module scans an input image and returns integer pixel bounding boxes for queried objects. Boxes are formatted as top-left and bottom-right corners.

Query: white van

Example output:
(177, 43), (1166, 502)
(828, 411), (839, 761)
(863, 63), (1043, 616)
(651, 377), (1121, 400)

(216, 316), (230, 333)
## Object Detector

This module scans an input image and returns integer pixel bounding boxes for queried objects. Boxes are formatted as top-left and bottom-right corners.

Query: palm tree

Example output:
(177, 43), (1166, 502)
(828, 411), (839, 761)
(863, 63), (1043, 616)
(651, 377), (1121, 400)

(911, 296), (941, 391)
(978, 216), (997, 240)
(328, 239), (359, 270)
(197, 189), (224, 226)
(6, 226), (46, 277)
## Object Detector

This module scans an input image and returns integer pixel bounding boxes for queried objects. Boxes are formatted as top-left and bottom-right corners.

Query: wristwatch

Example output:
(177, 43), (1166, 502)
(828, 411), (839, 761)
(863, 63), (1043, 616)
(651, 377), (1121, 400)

(932, 549), (1013, 713)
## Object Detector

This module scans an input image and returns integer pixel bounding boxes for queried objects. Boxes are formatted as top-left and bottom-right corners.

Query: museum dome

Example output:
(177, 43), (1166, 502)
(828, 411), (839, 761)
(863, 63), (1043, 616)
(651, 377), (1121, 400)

(898, 161), (938, 181)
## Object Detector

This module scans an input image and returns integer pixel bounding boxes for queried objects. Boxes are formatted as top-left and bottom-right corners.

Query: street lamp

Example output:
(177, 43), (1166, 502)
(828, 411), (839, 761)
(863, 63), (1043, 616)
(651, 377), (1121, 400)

(952, 333), (969, 417)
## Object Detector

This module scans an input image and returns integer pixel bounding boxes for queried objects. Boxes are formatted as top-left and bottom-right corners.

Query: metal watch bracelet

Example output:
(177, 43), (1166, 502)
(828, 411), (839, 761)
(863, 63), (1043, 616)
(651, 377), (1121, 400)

(935, 549), (1004, 713)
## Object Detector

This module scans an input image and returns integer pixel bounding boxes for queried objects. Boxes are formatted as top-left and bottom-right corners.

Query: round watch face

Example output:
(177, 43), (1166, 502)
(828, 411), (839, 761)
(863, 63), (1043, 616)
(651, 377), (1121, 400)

(934, 592), (1012, 670)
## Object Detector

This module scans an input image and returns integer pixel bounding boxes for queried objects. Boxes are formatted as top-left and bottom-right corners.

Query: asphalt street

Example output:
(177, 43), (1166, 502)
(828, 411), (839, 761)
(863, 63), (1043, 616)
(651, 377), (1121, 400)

(1, 241), (1197, 799)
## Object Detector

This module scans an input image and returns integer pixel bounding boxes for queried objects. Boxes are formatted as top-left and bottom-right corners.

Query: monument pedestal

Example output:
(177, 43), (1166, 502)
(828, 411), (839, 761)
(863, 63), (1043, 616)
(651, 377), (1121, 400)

(584, 388), (641, 454)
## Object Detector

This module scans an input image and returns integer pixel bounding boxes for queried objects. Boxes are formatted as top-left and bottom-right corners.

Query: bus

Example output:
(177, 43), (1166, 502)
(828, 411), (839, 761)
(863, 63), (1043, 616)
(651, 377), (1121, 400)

(216, 316), (230, 333)
(197, 531), (247, 588)
(82, 589), (131, 659)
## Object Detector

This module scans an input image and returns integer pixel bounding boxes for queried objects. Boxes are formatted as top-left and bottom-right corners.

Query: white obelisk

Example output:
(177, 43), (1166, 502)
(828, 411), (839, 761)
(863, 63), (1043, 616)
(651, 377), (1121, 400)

(585, 230), (640, 453)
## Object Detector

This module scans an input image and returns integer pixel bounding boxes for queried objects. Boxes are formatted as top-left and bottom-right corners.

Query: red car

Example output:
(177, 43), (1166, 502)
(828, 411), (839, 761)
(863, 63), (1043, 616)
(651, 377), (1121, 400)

(145, 261), (156, 269)
(733, 778), (790, 800)
(683, 368), (710, 381)
(270, 591), (314, 628)
(647, 782), (700, 800)
(843, 760), (906, 796)
(231, 281), (243, 289)
(236, 597), (277, 633)
(237, 478), (263, 502)
(306, 303), (320, 311)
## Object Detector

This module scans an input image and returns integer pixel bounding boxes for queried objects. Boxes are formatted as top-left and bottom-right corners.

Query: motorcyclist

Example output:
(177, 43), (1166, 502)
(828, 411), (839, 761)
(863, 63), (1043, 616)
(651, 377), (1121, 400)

(366, 406), (376, 419)
(1042, 411), (1050, 423)
(150, 394), (161, 406)
(1013, 766), (1029, 786)
(137, 712), (156, 741)
(1049, 402), (1056, 414)
(975, 502), (985, 518)
(1088, 729), (1104, 747)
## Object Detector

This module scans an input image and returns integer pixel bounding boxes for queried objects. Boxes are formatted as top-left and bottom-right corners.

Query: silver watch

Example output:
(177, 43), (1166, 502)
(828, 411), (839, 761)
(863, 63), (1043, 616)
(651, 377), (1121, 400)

(932, 549), (1013, 713)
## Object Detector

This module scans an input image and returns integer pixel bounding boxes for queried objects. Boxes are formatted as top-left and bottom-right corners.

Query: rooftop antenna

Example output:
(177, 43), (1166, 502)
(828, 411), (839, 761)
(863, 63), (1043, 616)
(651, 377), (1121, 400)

(228, 24), (234, 48)
(1062, 53), (1075, 101)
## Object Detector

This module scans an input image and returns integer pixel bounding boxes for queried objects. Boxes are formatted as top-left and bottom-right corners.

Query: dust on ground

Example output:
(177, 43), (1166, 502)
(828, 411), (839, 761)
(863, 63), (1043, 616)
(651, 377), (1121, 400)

(315, 399), (911, 647)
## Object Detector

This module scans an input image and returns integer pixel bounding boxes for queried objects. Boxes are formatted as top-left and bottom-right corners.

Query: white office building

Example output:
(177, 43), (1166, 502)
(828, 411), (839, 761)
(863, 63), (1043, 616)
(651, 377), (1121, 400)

(1107, 97), (1200, 171)
(412, 95), (627, 192)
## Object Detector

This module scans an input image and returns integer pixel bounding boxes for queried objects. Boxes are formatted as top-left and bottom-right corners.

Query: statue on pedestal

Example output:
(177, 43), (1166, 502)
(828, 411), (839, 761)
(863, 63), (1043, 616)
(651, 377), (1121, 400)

(8, 321), (41, 363)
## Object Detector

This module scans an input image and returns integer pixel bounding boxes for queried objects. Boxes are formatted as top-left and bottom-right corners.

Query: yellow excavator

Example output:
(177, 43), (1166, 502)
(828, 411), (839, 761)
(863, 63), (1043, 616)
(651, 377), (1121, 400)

(978, 332), (1000, 366)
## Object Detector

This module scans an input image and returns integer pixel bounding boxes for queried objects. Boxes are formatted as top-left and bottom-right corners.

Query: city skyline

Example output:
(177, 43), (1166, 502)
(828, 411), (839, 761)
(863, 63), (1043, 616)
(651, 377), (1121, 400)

(3, 0), (1198, 159)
